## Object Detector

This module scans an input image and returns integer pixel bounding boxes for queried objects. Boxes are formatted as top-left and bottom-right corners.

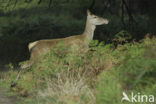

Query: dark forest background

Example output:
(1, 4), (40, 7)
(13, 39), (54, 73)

(0, 1), (156, 104)
(0, 0), (156, 65)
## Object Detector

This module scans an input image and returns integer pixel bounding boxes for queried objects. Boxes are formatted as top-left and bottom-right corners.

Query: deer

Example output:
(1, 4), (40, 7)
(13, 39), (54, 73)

(11, 10), (109, 87)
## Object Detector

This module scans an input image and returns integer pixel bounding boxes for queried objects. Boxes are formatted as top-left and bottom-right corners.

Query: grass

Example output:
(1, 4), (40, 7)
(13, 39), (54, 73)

(0, 36), (155, 104)
(0, 1), (154, 104)
(96, 37), (156, 104)
(38, 71), (95, 104)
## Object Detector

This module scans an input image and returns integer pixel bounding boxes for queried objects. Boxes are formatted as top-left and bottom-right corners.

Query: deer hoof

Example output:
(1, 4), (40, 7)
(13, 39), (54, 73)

(10, 82), (16, 88)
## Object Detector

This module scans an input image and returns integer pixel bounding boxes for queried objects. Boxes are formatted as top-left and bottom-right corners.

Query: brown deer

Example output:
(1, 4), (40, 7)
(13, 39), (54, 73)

(11, 10), (109, 87)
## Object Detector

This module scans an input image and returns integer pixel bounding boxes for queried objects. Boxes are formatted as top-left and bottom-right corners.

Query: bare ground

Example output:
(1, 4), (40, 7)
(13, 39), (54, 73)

(0, 87), (19, 104)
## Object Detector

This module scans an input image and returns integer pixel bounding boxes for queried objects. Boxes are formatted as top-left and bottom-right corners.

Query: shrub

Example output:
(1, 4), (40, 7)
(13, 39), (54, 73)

(96, 37), (156, 104)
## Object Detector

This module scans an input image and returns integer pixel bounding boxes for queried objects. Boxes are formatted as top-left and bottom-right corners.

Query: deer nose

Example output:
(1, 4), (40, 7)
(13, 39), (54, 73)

(104, 19), (109, 24)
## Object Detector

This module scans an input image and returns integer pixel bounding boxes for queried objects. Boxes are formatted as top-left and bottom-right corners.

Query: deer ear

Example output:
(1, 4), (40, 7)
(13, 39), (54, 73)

(87, 9), (91, 16)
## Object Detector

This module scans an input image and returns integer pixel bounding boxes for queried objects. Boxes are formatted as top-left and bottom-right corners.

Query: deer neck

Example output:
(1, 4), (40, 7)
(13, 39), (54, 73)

(82, 19), (96, 42)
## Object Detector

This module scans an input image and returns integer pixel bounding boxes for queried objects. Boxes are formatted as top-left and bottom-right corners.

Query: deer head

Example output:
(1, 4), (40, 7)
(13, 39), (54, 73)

(87, 10), (109, 25)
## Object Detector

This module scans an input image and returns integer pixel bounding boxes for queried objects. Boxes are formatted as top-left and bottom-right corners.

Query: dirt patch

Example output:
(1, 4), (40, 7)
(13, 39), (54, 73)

(0, 88), (19, 104)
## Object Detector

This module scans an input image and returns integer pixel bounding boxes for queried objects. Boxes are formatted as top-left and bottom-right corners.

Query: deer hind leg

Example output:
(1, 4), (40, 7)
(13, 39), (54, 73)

(11, 61), (34, 87)
(21, 60), (34, 69)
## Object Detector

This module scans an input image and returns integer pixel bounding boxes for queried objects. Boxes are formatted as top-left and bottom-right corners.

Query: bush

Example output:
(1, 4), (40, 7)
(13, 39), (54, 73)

(0, 37), (155, 104)
(96, 37), (156, 104)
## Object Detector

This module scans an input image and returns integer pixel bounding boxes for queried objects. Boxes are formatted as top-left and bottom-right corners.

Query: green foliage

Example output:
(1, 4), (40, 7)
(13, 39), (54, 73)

(0, 37), (155, 104)
(96, 37), (156, 104)
(114, 30), (132, 40)
(0, 0), (149, 65)
(0, 6), (84, 63)
(0, 1), (154, 103)
(96, 69), (122, 104)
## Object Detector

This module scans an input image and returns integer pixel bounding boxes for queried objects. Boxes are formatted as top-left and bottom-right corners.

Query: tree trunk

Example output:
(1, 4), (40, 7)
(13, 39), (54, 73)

(148, 0), (156, 35)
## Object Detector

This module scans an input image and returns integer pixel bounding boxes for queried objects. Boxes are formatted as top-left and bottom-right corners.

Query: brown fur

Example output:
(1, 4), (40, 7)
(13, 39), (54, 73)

(11, 10), (109, 87)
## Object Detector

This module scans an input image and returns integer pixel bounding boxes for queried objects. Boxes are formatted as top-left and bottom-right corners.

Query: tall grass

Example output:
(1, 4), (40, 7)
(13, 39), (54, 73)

(0, 36), (155, 104)
(0, 1), (154, 104)
(96, 37), (156, 104)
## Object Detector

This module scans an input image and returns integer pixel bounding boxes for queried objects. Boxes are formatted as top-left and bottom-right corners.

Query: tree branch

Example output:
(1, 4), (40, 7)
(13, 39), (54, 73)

(6, 0), (11, 8)
(13, 0), (18, 8)
(49, 0), (52, 8)
(121, 0), (125, 26)
(38, 0), (42, 4)
(121, 0), (136, 25)
(89, 0), (95, 11)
